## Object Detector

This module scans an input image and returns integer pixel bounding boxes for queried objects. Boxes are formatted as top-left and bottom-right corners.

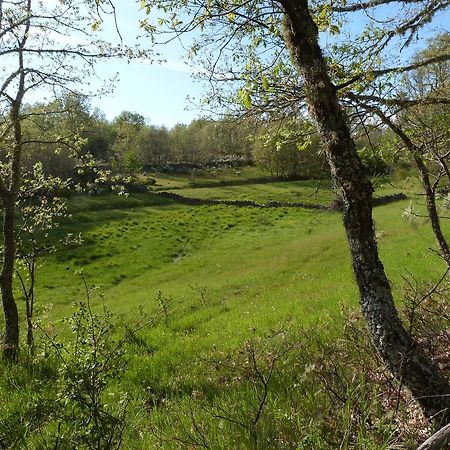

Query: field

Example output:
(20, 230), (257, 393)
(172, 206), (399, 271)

(1, 169), (447, 448)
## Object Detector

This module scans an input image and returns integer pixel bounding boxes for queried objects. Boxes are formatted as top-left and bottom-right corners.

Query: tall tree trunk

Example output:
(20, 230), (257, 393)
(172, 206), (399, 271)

(1, 195), (19, 361)
(0, 1), (29, 361)
(279, 0), (450, 422)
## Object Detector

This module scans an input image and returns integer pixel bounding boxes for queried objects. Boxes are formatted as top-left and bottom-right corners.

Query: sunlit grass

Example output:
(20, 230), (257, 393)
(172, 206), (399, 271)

(3, 172), (448, 448)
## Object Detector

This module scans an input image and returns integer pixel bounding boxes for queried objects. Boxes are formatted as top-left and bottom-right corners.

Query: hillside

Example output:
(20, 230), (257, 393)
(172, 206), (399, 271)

(1, 173), (447, 449)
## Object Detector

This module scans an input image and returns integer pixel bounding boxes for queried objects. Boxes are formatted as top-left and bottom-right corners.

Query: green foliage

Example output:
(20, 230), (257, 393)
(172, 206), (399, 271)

(0, 297), (133, 449)
(21, 94), (117, 178)
(169, 117), (254, 163)
(252, 120), (327, 179)
(357, 145), (389, 175)
(111, 112), (146, 173)
(15, 163), (77, 348)
(50, 298), (129, 449)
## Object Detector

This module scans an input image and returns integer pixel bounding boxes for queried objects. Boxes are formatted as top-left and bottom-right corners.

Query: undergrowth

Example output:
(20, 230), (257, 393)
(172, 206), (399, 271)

(1, 277), (448, 449)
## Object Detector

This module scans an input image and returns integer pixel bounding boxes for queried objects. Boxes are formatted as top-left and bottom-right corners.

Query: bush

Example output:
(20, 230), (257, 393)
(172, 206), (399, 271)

(0, 298), (133, 449)
(49, 301), (130, 449)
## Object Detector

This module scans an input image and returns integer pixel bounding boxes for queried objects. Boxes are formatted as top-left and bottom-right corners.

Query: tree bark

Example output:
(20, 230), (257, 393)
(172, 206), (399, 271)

(279, 0), (450, 422)
(1, 195), (19, 361)
(417, 423), (450, 450)
(0, 0), (30, 361)
(414, 154), (450, 268)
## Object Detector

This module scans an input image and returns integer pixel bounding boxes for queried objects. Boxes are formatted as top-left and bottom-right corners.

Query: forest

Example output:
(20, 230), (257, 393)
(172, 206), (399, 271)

(0, 0), (449, 449)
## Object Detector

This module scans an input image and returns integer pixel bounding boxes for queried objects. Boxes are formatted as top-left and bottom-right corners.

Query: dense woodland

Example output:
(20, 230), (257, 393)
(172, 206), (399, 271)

(20, 99), (322, 178)
(22, 96), (396, 180)
(1, 0), (450, 449)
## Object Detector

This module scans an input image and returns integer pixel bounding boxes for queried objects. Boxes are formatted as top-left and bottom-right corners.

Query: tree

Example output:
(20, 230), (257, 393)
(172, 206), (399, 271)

(15, 164), (73, 350)
(398, 35), (450, 264)
(281, 0), (448, 421)
(111, 111), (146, 172)
(139, 124), (171, 165)
(346, 32), (450, 271)
(252, 119), (326, 178)
(141, 0), (450, 421)
(0, 0), (146, 360)
(20, 95), (116, 178)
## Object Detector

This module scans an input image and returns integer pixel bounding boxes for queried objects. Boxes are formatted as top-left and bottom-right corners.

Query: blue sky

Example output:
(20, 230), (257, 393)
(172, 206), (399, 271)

(29, 1), (449, 128)
(91, 1), (450, 127)
(93, 57), (205, 127)
(90, 3), (206, 127)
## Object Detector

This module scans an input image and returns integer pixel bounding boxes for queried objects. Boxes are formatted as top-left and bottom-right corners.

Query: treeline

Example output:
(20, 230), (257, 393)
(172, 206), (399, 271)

(21, 95), (254, 177)
(21, 94), (396, 180)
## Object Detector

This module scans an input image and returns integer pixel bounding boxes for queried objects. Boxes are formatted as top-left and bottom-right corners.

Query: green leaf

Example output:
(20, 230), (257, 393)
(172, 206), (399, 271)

(243, 91), (252, 109)
(297, 139), (311, 151)
(91, 21), (100, 32)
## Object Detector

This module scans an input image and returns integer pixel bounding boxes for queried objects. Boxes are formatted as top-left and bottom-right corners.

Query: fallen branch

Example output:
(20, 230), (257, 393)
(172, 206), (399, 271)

(417, 423), (450, 450)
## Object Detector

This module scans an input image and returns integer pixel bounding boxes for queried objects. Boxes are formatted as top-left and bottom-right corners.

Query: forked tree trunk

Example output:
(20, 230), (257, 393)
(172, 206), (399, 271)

(1, 195), (19, 361)
(279, 0), (450, 421)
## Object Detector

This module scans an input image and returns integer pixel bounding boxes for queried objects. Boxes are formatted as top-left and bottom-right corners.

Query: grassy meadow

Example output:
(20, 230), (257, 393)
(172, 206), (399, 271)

(1, 169), (447, 448)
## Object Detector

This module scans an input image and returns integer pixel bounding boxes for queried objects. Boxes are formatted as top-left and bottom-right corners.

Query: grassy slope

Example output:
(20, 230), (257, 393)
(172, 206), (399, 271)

(175, 180), (335, 205)
(29, 177), (446, 388)
(3, 172), (448, 448)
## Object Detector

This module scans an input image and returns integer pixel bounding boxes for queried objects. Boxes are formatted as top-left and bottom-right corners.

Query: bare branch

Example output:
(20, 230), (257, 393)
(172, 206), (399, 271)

(416, 422), (450, 450)
(336, 53), (450, 91)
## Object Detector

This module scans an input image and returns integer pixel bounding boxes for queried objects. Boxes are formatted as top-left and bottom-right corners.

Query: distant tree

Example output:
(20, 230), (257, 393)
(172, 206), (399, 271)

(166, 117), (254, 164)
(198, 118), (255, 161)
(169, 123), (190, 163)
(21, 102), (79, 179)
(166, 119), (207, 163)
(215, 118), (254, 160)
(58, 94), (115, 162)
(85, 109), (115, 161)
(139, 125), (171, 165)
(21, 96), (116, 179)
(353, 126), (392, 176)
(252, 120), (326, 178)
(111, 111), (146, 172)
(114, 111), (146, 127)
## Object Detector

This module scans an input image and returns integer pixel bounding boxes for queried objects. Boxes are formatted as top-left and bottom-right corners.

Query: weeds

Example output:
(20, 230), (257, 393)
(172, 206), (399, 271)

(156, 290), (172, 325)
(189, 283), (210, 306)
(0, 278), (157, 449)
(1, 288), (448, 448)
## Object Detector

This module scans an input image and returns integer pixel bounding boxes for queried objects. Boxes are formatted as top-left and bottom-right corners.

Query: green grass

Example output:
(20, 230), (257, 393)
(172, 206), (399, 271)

(30, 171), (445, 335)
(152, 169), (419, 206)
(3, 173), (448, 448)
(175, 179), (335, 205)
(150, 166), (268, 191)
(30, 179), (446, 375)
